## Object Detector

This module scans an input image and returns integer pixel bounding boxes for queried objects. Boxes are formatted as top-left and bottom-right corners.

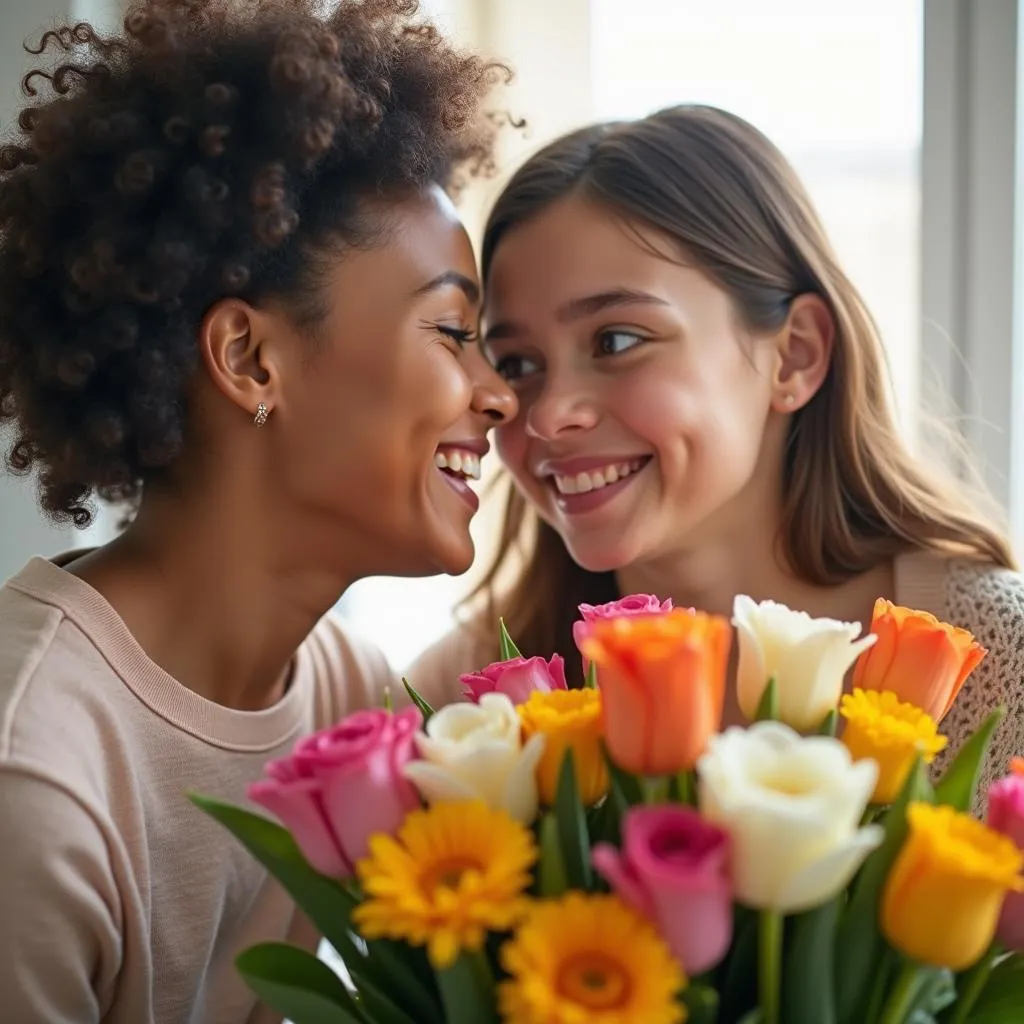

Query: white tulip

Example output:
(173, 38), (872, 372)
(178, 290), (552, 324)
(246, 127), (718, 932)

(402, 693), (545, 825)
(697, 721), (883, 914)
(733, 595), (876, 732)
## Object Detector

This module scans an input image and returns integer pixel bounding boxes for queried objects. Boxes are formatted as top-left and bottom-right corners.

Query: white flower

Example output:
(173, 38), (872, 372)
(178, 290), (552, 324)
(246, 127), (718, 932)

(697, 721), (883, 913)
(733, 595), (876, 732)
(402, 693), (545, 825)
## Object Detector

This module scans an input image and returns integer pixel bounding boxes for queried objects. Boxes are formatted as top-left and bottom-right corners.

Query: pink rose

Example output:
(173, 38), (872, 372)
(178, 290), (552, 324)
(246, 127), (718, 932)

(988, 763), (1024, 951)
(572, 594), (673, 654)
(248, 706), (422, 878)
(460, 655), (568, 705)
(593, 806), (732, 975)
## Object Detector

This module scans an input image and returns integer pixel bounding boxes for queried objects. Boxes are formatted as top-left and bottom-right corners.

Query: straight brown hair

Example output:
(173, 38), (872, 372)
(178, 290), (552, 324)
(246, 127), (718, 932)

(462, 106), (1015, 683)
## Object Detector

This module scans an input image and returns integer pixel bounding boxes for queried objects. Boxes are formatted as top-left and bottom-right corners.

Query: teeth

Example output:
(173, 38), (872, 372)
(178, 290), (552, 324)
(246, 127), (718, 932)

(434, 449), (481, 480)
(554, 459), (644, 495)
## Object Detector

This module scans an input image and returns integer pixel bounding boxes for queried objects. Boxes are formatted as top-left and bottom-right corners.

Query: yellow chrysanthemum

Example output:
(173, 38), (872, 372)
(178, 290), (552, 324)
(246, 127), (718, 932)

(498, 892), (686, 1024)
(353, 800), (537, 968)
(518, 689), (608, 806)
(840, 688), (947, 803)
(881, 801), (1024, 969)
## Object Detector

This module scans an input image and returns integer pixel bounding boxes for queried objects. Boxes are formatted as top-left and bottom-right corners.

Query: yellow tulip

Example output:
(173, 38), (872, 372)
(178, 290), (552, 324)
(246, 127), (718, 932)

(839, 689), (947, 804)
(881, 802), (1024, 970)
(518, 689), (608, 806)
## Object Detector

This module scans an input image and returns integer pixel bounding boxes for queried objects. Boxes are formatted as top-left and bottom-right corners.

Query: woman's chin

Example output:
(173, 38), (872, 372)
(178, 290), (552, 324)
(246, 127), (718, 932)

(431, 534), (475, 578)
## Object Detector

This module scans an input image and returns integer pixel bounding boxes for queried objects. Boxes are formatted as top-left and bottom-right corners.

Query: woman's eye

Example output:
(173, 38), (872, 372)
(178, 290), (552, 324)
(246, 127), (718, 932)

(596, 330), (645, 356)
(435, 325), (477, 348)
(494, 354), (541, 381)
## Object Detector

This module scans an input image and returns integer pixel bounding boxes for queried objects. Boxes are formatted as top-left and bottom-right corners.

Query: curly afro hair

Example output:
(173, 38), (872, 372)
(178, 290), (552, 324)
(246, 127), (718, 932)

(0, 0), (507, 525)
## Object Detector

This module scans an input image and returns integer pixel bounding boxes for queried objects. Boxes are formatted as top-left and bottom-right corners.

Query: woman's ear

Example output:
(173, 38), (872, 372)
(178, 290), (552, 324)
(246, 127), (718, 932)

(768, 293), (834, 412)
(197, 298), (281, 422)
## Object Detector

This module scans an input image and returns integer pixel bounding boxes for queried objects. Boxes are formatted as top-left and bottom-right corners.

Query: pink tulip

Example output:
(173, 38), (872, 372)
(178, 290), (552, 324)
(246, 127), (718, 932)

(460, 654), (567, 705)
(248, 706), (422, 878)
(593, 805), (732, 975)
(988, 759), (1024, 950)
(572, 594), (674, 654)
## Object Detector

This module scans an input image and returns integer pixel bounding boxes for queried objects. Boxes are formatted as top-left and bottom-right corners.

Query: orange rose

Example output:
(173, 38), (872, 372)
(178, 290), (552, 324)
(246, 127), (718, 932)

(852, 599), (986, 722)
(579, 609), (731, 776)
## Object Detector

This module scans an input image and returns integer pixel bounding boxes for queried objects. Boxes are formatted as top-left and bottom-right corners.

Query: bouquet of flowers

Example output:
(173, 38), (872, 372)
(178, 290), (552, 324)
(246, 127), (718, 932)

(194, 595), (1024, 1023)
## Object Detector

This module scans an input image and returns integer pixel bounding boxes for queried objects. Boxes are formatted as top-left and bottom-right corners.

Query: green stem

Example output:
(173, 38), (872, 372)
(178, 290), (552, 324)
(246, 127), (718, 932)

(948, 945), (1000, 1024)
(759, 909), (783, 1024)
(879, 961), (925, 1024)
(642, 776), (669, 805)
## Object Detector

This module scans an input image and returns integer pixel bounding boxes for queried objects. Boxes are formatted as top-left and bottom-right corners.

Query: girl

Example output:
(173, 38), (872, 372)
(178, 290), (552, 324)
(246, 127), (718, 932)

(411, 105), (1024, 791)
(0, 0), (513, 1020)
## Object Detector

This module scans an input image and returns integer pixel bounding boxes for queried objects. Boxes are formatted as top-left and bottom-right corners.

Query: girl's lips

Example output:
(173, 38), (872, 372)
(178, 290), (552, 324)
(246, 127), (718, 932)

(552, 458), (651, 515)
(535, 453), (653, 477)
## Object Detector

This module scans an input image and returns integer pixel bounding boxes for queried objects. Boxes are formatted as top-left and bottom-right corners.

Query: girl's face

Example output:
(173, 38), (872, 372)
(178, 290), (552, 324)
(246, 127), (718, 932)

(482, 194), (786, 575)
(243, 186), (516, 578)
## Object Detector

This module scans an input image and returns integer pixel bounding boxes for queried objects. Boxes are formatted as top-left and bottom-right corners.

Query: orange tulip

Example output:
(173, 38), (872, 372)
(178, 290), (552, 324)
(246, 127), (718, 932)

(579, 609), (731, 776)
(852, 599), (985, 722)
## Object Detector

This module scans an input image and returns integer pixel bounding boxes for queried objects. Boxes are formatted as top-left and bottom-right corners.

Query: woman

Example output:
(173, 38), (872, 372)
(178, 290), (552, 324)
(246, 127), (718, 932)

(411, 106), (1024, 789)
(0, 0), (513, 1020)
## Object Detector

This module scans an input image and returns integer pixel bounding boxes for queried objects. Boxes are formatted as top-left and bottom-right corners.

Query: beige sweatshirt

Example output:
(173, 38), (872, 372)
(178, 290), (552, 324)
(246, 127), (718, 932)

(0, 555), (398, 1024)
(407, 551), (1024, 798)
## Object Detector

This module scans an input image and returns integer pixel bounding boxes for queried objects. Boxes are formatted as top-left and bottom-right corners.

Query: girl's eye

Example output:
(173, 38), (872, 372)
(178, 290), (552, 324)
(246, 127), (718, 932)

(494, 354), (542, 382)
(596, 330), (645, 356)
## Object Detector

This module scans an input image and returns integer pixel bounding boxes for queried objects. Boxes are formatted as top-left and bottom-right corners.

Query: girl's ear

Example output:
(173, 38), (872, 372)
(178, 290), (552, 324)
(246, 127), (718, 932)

(768, 293), (834, 412)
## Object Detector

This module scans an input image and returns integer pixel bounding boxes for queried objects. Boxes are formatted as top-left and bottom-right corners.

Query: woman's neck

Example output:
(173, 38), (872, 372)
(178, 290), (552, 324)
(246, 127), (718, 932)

(68, 485), (353, 712)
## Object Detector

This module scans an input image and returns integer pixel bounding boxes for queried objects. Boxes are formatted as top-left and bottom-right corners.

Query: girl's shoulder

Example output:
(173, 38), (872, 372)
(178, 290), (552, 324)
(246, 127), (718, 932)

(897, 551), (1024, 801)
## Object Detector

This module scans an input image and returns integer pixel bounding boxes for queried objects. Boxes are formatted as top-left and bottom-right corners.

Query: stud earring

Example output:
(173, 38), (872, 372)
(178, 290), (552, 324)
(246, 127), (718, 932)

(783, 394), (796, 409)
(254, 402), (269, 427)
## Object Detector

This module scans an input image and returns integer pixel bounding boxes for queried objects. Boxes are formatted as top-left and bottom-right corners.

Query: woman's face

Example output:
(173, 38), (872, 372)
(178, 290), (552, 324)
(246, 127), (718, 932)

(482, 194), (781, 575)
(264, 186), (515, 578)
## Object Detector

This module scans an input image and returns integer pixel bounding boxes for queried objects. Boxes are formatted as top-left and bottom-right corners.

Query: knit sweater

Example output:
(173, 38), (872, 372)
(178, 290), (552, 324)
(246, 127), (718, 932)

(408, 551), (1024, 801)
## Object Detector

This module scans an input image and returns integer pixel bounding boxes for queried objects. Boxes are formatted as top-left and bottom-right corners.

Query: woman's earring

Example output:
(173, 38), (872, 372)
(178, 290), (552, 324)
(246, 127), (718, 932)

(254, 402), (270, 427)
(782, 394), (796, 409)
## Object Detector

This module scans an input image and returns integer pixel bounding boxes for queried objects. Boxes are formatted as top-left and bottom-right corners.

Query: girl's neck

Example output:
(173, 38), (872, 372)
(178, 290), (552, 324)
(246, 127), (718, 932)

(615, 535), (894, 632)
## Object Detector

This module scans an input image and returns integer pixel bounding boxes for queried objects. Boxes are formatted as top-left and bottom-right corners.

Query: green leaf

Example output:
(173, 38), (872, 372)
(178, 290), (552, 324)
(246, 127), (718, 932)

(401, 676), (435, 722)
(236, 943), (364, 1024)
(537, 813), (569, 897)
(835, 758), (933, 1024)
(783, 895), (840, 1024)
(585, 660), (599, 689)
(382, 686), (393, 712)
(498, 618), (523, 661)
(601, 743), (644, 807)
(818, 709), (839, 736)
(435, 950), (499, 1024)
(933, 708), (1004, 812)
(737, 1010), (765, 1024)
(717, 906), (759, 1023)
(555, 748), (593, 890)
(189, 795), (441, 1023)
(755, 676), (779, 722)
(681, 982), (720, 1024)
(958, 952), (1024, 1023)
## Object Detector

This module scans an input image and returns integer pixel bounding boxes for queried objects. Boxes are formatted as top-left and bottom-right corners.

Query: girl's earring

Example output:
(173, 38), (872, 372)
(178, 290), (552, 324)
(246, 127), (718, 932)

(254, 402), (270, 427)
(782, 394), (796, 409)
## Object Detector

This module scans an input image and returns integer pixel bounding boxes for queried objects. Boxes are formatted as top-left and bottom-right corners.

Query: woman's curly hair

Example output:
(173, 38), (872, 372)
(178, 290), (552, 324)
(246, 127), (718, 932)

(0, 0), (507, 525)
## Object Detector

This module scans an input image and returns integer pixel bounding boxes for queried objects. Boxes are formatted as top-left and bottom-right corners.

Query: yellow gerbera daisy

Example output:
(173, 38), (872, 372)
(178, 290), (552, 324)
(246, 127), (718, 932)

(840, 688), (947, 803)
(352, 800), (537, 969)
(498, 892), (686, 1024)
